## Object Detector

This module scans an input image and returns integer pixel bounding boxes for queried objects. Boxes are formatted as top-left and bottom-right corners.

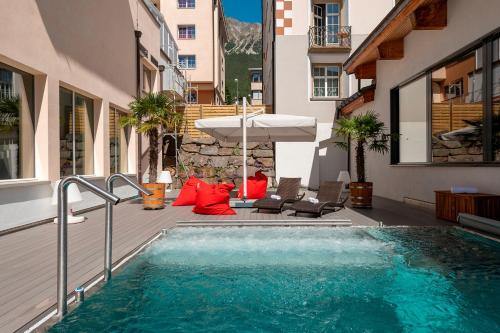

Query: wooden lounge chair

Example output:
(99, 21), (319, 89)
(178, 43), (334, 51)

(254, 177), (304, 213)
(291, 181), (348, 217)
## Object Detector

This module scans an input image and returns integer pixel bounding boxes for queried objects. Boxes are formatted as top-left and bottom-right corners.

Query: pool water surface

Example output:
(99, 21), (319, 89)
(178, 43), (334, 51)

(50, 227), (500, 332)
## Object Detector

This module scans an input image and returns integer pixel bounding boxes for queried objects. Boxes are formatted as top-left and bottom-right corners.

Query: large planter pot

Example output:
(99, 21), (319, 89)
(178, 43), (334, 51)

(350, 182), (373, 208)
(142, 183), (166, 210)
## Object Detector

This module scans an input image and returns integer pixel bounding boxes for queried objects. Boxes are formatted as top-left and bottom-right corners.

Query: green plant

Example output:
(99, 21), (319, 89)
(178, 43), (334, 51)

(334, 111), (393, 183)
(121, 92), (174, 183)
(0, 95), (20, 132)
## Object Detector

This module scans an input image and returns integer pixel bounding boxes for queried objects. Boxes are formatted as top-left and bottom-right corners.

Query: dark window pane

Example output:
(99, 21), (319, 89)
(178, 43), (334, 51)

(493, 38), (500, 161)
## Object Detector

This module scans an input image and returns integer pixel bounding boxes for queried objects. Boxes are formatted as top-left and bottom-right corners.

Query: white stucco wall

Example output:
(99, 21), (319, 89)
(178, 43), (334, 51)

(350, 0), (500, 204)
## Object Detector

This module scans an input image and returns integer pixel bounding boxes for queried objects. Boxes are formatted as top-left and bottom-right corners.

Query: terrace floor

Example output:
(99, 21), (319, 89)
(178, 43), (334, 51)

(0, 195), (450, 332)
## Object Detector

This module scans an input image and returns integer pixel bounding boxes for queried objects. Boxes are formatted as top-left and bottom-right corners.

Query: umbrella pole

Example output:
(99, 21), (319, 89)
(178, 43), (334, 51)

(242, 97), (248, 201)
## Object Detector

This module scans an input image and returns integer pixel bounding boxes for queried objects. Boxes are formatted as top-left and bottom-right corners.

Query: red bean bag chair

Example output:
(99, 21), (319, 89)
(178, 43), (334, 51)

(193, 182), (236, 215)
(172, 176), (205, 206)
(238, 171), (268, 199)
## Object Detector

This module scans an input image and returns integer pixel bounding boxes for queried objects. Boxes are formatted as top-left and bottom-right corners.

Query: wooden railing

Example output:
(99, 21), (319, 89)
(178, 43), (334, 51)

(176, 104), (272, 138)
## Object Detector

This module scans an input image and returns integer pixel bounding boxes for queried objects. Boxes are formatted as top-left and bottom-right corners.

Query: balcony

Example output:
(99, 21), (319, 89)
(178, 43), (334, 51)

(161, 63), (186, 101)
(308, 26), (351, 52)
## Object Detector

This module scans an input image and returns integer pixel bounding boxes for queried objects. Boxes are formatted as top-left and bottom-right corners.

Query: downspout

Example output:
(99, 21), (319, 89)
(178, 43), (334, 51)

(135, 30), (143, 184)
(212, 0), (216, 104)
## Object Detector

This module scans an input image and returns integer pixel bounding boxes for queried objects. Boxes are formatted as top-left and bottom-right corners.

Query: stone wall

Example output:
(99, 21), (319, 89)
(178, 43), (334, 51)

(432, 136), (483, 162)
(176, 135), (275, 187)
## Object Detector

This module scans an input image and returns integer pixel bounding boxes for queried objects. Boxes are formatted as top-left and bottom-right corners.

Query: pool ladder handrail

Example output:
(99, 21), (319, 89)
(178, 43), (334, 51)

(104, 173), (151, 282)
(57, 175), (121, 320)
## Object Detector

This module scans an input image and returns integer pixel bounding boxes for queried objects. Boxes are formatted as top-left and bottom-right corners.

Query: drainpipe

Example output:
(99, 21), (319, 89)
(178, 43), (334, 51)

(212, 0), (216, 104)
(135, 30), (143, 185)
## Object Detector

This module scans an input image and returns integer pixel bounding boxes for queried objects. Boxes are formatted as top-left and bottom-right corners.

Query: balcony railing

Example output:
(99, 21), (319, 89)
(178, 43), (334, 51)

(161, 63), (187, 99)
(308, 26), (351, 49)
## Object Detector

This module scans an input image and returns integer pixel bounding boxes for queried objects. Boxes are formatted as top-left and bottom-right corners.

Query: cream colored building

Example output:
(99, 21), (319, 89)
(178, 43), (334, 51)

(0, 0), (182, 231)
(159, 0), (227, 105)
(262, 0), (394, 189)
(249, 68), (263, 105)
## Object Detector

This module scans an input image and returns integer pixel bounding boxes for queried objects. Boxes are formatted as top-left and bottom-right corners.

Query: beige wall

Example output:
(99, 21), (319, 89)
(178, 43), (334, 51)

(0, 0), (163, 229)
(349, 0), (500, 204)
(161, 0), (226, 103)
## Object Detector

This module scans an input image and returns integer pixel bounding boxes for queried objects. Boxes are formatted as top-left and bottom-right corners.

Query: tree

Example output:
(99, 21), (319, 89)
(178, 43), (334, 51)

(225, 86), (233, 105)
(121, 92), (177, 183)
(334, 111), (393, 183)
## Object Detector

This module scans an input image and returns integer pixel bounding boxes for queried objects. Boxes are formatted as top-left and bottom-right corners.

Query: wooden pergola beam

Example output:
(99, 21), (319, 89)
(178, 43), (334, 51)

(411, 0), (447, 30)
(378, 38), (404, 60)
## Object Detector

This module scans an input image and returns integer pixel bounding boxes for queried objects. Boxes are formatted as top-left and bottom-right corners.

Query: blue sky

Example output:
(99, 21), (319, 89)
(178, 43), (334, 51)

(222, 0), (262, 23)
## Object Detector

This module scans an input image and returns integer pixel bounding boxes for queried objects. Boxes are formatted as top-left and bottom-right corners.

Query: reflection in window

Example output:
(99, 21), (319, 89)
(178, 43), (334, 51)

(0, 63), (34, 179)
(109, 107), (130, 174)
(431, 49), (483, 162)
(59, 87), (94, 176)
(493, 38), (500, 161)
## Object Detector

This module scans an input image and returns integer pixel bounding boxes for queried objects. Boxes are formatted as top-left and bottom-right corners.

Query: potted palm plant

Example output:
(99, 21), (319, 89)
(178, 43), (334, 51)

(334, 111), (392, 208)
(121, 92), (176, 210)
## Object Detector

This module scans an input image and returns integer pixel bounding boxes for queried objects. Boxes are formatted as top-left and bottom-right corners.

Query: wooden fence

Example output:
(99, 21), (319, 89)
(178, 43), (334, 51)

(432, 103), (483, 135)
(176, 104), (272, 138)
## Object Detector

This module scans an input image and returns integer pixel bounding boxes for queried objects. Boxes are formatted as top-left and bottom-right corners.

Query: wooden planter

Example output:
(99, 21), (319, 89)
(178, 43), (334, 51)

(142, 183), (166, 210)
(350, 182), (373, 208)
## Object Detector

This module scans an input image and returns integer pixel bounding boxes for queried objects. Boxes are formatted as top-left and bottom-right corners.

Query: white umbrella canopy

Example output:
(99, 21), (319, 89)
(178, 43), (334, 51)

(195, 113), (317, 142)
(194, 98), (317, 201)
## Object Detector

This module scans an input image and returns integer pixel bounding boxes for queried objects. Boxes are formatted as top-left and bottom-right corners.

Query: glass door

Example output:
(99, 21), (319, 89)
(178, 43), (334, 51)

(326, 3), (340, 45)
(313, 5), (323, 45)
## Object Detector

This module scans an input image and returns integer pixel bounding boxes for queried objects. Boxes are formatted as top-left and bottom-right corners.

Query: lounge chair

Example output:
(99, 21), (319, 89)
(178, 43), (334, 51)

(291, 181), (348, 217)
(253, 177), (304, 213)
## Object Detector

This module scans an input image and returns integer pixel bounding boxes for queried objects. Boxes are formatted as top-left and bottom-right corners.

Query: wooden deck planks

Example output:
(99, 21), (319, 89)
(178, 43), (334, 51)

(0, 202), (378, 332)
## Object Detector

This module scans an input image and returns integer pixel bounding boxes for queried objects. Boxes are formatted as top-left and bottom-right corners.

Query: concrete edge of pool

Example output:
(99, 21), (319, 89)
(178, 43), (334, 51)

(20, 223), (500, 332)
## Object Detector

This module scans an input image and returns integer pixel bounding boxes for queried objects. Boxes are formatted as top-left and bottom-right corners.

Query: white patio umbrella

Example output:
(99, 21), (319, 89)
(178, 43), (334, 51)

(195, 97), (317, 200)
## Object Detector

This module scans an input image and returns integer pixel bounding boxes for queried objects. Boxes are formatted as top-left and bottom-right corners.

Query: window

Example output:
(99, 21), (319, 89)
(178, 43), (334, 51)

(109, 107), (130, 174)
(187, 88), (198, 103)
(143, 66), (152, 93)
(60, 87), (94, 176)
(431, 48), (483, 163)
(252, 91), (262, 100)
(0, 63), (35, 180)
(312, 3), (340, 45)
(493, 38), (500, 161)
(312, 65), (340, 98)
(178, 0), (195, 8)
(178, 55), (196, 69)
(251, 72), (262, 82)
(178, 25), (195, 39)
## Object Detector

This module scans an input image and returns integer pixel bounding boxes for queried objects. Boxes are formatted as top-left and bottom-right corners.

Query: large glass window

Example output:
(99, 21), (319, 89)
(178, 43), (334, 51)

(431, 48), (483, 162)
(178, 55), (196, 69)
(313, 65), (340, 98)
(326, 3), (340, 44)
(59, 87), (94, 176)
(178, 0), (195, 8)
(0, 63), (34, 180)
(178, 25), (195, 39)
(109, 107), (129, 174)
(493, 38), (500, 161)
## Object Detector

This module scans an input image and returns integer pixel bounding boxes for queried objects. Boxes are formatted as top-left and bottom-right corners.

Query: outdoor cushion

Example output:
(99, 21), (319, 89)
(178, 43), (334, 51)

(172, 176), (205, 206)
(237, 171), (268, 199)
(193, 182), (236, 215)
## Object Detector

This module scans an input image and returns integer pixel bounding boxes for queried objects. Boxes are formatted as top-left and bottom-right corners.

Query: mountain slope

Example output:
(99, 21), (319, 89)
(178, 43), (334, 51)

(224, 17), (262, 104)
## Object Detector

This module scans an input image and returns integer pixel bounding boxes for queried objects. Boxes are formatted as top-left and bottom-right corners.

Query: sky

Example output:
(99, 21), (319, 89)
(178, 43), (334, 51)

(222, 0), (262, 23)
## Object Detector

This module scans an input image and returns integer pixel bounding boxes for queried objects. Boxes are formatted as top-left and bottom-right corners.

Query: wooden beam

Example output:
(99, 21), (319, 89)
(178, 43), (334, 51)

(412, 0), (447, 30)
(378, 38), (404, 60)
(354, 61), (376, 80)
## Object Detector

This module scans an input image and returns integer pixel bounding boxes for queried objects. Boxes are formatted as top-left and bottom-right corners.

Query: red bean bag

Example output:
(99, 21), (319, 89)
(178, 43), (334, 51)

(193, 182), (236, 215)
(172, 176), (205, 206)
(238, 171), (268, 199)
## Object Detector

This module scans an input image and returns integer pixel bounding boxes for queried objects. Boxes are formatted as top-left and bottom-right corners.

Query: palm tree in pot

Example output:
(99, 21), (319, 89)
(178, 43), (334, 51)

(334, 111), (392, 208)
(121, 92), (176, 209)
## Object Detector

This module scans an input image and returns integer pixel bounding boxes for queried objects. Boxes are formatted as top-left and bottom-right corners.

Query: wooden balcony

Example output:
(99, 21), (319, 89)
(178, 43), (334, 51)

(308, 26), (351, 52)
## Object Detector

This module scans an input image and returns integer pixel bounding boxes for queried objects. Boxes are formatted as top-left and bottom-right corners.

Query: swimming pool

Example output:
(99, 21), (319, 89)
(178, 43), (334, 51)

(50, 227), (500, 332)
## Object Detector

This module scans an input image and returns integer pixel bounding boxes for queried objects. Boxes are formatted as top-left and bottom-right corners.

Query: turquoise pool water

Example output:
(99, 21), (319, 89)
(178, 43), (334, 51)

(50, 227), (500, 332)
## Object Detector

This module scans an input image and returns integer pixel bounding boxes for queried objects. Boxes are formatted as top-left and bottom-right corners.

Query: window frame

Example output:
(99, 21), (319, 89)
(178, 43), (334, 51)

(178, 25), (196, 40)
(177, 0), (195, 9)
(178, 55), (196, 69)
(390, 28), (500, 166)
(311, 64), (341, 99)
(109, 106), (129, 174)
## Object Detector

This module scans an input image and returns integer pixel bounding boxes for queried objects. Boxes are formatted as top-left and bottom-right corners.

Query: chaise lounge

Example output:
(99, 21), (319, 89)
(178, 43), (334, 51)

(253, 177), (303, 213)
(291, 181), (348, 217)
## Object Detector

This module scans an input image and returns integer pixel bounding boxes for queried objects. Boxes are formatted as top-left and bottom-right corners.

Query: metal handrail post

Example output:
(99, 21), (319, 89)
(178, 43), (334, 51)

(57, 176), (120, 320)
(104, 174), (151, 282)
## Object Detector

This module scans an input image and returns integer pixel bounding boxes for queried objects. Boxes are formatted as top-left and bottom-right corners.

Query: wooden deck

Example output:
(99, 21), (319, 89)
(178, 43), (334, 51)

(0, 198), (399, 332)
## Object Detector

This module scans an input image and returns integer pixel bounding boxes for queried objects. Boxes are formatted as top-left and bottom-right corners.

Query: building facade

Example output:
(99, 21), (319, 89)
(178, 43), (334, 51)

(0, 0), (182, 231)
(249, 68), (263, 105)
(341, 0), (500, 205)
(160, 0), (227, 105)
(262, 0), (394, 189)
